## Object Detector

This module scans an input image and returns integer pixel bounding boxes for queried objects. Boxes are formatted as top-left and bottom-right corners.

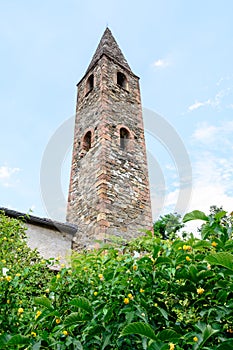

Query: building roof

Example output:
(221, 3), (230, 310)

(86, 27), (132, 74)
(0, 207), (77, 235)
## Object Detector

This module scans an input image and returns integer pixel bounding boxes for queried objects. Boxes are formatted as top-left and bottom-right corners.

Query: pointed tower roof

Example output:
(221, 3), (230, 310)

(86, 28), (132, 73)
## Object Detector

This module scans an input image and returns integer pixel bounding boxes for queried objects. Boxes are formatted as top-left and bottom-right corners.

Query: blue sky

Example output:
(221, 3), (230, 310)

(1, 0), (233, 224)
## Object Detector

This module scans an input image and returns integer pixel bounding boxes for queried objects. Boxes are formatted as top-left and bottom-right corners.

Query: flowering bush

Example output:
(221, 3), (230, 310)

(0, 209), (233, 349)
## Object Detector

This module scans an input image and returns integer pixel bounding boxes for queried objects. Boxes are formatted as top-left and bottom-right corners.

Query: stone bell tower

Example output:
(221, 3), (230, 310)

(67, 28), (152, 249)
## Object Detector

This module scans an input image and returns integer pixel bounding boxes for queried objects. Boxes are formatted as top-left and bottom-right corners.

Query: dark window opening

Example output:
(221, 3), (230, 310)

(120, 127), (130, 150)
(117, 72), (127, 89)
(86, 74), (94, 95)
(83, 131), (92, 152)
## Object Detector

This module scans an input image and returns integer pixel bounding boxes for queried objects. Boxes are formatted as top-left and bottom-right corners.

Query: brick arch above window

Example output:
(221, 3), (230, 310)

(81, 128), (94, 153)
(85, 74), (94, 96)
(117, 71), (128, 90)
(116, 125), (133, 151)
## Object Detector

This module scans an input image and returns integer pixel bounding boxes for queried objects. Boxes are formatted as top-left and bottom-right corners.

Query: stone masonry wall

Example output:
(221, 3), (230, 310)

(67, 54), (152, 249)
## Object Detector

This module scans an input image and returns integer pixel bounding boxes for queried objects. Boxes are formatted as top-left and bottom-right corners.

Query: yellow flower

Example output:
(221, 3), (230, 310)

(31, 332), (37, 337)
(183, 245), (192, 251)
(197, 287), (204, 295)
(140, 288), (145, 293)
(3, 237), (7, 241)
(56, 318), (61, 324)
(45, 288), (50, 293)
(35, 310), (42, 319)
(41, 260), (45, 264)
(16, 273), (21, 277)
(211, 241), (217, 247)
(61, 263), (65, 268)
(133, 265), (137, 271)
(128, 293), (134, 300)
(186, 256), (191, 262)
(94, 291), (98, 296)
(7, 300), (10, 304)
(124, 298), (130, 304)
(1, 259), (6, 264)
(154, 303), (158, 307)
(193, 336), (198, 342)
(83, 266), (88, 271)
(56, 274), (61, 279)
(98, 274), (104, 281)
(169, 343), (175, 350)
(18, 307), (24, 314)
(63, 330), (68, 336)
(5, 276), (12, 282)
(17, 248), (21, 251)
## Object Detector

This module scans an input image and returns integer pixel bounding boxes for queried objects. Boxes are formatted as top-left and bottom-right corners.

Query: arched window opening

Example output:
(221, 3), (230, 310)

(120, 127), (130, 150)
(83, 131), (92, 152)
(86, 74), (94, 95)
(117, 72), (127, 89)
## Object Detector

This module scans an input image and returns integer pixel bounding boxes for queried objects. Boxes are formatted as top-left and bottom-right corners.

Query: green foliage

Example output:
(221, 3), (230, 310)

(153, 213), (184, 240)
(0, 209), (233, 349)
(121, 322), (157, 340)
(183, 210), (208, 223)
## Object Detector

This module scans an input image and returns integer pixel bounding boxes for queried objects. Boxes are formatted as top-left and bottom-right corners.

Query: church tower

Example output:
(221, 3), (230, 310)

(67, 28), (152, 249)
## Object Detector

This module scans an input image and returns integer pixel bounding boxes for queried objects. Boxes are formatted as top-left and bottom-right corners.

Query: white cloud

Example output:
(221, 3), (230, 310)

(0, 166), (20, 187)
(188, 99), (211, 111)
(0, 166), (20, 179)
(158, 153), (233, 234)
(153, 58), (170, 69)
(192, 121), (233, 144)
(192, 123), (217, 143)
(188, 88), (231, 112)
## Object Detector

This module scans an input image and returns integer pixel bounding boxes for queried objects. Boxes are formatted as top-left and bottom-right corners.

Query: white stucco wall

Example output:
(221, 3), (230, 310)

(25, 223), (73, 265)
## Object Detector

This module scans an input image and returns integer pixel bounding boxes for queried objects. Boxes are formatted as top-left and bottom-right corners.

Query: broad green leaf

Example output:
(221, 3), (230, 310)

(32, 341), (42, 350)
(205, 252), (233, 271)
(0, 333), (10, 347)
(121, 322), (157, 341)
(201, 224), (212, 240)
(183, 210), (208, 223)
(157, 307), (168, 320)
(7, 334), (30, 346)
(157, 329), (180, 341)
(64, 312), (86, 327)
(200, 324), (219, 347)
(189, 265), (199, 282)
(217, 340), (233, 349)
(153, 245), (161, 258)
(214, 211), (227, 220)
(69, 296), (93, 315)
(216, 289), (227, 303)
(104, 303), (118, 322)
(101, 333), (112, 350)
(72, 340), (83, 350)
(193, 240), (212, 249)
(125, 311), (135, 324)
(34, 296), (53, 310)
